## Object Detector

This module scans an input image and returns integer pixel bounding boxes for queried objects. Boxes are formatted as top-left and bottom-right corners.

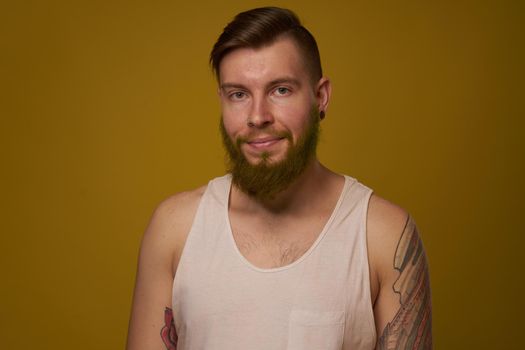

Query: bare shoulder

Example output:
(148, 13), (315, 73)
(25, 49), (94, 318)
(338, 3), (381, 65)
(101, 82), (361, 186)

(366, 195), (409, 295)
(141, 185), (207, 273)
(151, 186), (206, 235)
(367, 194), (409, 251)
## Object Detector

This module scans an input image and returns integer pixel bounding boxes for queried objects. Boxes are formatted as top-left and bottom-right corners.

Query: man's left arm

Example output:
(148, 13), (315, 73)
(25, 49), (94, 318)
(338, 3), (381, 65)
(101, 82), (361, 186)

(367, 195), (432, 350)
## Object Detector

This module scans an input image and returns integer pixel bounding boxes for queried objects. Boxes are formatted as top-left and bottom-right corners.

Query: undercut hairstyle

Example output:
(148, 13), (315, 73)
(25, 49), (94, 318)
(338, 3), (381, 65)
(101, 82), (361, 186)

(210, 7), (323, 83)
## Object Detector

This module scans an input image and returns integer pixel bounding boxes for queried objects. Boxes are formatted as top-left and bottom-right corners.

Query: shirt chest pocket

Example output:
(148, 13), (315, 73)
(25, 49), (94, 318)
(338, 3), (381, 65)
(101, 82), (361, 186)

(287, 310), (345, 350)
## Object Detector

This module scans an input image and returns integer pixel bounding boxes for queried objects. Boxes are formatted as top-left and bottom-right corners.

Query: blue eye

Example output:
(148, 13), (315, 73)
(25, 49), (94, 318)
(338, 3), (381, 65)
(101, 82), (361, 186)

(276, 87), (290, 95)
(230, 91), (246, 100)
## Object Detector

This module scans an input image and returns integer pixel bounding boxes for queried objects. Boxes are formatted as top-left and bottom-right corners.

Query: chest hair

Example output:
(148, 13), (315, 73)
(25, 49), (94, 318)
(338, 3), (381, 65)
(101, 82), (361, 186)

(231, 219), (322, 268)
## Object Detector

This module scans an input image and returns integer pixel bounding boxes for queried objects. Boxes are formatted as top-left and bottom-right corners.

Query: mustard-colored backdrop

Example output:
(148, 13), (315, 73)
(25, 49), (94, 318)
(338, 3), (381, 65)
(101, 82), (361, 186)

(1, 0), (523, 348)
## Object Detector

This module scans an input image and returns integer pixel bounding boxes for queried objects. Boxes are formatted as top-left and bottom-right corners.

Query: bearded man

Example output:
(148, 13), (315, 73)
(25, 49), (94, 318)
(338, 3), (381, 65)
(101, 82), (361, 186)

(127, 7), (432, 350)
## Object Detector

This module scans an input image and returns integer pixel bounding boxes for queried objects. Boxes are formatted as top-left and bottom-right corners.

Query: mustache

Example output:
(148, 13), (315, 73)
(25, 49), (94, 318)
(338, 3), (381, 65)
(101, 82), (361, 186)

(236, 129), (292, 145)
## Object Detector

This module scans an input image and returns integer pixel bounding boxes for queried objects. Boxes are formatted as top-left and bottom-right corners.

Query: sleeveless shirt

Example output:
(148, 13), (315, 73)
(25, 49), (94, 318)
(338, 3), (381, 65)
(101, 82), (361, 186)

(172, 174), (377, 350)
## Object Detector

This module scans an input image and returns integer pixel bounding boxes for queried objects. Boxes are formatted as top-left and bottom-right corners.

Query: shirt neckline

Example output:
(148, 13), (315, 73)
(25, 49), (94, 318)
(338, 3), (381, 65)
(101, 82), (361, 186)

(223, 174), (350, 273)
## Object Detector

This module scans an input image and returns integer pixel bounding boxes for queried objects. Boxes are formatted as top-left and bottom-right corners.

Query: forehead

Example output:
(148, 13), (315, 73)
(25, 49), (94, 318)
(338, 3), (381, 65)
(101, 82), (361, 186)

(219, 37), (309, 86)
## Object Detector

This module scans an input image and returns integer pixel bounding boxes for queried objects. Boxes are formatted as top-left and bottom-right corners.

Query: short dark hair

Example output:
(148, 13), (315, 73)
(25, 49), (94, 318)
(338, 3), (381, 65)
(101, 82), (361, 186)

(210, 7), (323, 83)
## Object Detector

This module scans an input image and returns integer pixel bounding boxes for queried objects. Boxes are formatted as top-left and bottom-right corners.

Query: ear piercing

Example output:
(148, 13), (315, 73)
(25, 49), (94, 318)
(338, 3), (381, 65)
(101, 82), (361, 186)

(320, 111), (325, 120)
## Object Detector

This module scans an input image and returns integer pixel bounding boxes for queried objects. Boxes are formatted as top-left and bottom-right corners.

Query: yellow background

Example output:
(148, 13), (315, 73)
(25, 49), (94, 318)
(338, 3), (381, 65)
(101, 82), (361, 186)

(1, 0), (523, 348)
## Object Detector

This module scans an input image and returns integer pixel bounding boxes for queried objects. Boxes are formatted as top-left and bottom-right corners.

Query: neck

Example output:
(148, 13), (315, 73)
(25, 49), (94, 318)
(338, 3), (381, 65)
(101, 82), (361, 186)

(230, 159), (341, 214)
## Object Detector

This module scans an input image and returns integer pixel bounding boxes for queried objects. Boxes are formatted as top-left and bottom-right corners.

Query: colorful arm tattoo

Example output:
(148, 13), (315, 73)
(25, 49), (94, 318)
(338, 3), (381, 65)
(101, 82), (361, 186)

(377, 217), (432, 350)
(160, 307), (178, 350)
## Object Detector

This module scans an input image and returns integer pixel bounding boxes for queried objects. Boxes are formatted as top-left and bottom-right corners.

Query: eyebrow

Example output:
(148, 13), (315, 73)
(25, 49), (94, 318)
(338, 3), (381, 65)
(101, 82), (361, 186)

(220, 77), (302, 91)
(220, 83), (247, 91)
(268, 77), (301, 88)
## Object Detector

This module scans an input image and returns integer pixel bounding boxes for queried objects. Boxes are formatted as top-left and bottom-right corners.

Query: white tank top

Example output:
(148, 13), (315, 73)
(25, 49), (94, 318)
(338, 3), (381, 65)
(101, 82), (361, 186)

(172, 174), (377, 350)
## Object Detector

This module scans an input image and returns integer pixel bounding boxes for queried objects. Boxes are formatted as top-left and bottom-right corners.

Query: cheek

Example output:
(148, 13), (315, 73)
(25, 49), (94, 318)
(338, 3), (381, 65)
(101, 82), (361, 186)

(221, 115), (242, 140)
(281, 107), (314, 137)
(221, 103), (247, 127)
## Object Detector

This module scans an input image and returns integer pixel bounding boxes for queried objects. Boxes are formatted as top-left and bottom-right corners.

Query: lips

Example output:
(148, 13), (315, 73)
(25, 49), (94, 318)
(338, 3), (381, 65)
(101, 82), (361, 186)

(246, 136), (285, 148)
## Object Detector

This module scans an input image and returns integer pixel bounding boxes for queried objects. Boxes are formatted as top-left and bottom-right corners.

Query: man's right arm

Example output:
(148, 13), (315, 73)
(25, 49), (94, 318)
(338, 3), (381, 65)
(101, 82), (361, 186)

(126, 189), (203, 350)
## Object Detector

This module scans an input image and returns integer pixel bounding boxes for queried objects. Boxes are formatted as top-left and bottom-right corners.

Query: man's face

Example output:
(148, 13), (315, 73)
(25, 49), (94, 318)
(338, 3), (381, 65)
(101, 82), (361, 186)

(218, 36), (319, 165)
(218, 37), (324, 200)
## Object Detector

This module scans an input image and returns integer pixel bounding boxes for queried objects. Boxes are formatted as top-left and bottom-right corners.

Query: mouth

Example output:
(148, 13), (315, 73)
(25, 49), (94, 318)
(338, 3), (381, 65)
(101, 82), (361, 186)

(246, 136), (286, 149)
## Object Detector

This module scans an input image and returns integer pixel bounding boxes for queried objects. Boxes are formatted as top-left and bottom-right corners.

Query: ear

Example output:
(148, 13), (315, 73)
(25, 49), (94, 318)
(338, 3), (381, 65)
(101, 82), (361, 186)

(315, 77), (332, 117)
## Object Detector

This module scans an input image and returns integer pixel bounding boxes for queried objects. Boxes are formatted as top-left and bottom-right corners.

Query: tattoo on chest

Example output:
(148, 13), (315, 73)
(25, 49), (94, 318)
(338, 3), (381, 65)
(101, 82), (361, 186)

(160, 307), (178, 350)
(377, 218), (432, 350)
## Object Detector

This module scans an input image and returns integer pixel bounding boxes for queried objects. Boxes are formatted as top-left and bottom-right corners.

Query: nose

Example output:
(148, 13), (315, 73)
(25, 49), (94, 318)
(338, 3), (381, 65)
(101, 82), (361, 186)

(247, 96), (273, 128)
